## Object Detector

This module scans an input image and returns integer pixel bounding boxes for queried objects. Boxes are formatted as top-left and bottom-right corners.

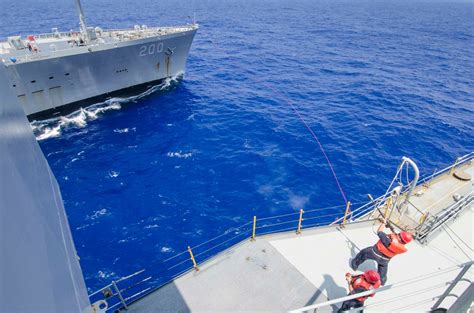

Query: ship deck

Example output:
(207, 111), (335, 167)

(127, 162), (473, 312)
(0, 25), (197, 64)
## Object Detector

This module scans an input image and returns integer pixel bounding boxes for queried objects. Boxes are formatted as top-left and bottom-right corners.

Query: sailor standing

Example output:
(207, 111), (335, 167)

(350, 219), (413, 285)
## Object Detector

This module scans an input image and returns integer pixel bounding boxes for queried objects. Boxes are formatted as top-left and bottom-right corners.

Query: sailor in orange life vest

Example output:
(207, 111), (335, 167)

(350, 218), (413, 285)
(337, 270), (381, 312)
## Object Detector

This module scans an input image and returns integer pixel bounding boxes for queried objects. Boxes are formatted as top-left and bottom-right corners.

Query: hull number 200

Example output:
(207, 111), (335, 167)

(139, 43), (164, 56)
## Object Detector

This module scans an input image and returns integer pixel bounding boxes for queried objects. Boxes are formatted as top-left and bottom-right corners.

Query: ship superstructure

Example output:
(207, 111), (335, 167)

(0, 0), (197, 120)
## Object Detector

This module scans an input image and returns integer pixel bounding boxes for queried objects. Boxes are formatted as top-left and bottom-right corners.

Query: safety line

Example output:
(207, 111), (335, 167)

(444, 223), (473, 252)
(442, 225), (472, 261)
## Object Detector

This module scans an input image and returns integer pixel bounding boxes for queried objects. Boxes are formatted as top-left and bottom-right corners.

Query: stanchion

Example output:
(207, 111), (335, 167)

(188, 246), (199, 271)
(449, 157), (460, 175)
(296, 209), (304, 234)
(341, 201), (352, 227)
(251, 216), (257, 241)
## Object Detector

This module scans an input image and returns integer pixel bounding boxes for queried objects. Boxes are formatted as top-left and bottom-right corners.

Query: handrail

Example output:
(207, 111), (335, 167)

(431, 261), (473, 310)
(289, 262), (473, 313)
(418, 152), (474, 186)
(417, 192), (473, 244)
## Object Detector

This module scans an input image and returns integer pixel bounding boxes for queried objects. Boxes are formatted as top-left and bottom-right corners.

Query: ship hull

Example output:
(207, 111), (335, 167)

(3, 28), (197, 119)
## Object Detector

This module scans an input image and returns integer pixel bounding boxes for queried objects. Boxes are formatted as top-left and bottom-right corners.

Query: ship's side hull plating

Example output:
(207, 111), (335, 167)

(4, 29), (197, 118)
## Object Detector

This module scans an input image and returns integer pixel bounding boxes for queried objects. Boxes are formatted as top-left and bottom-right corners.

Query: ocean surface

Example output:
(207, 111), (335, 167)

(1, 0), (473, 293)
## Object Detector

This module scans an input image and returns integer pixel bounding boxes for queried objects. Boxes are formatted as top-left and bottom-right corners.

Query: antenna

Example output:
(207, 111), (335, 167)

(74, 0), (89, 40)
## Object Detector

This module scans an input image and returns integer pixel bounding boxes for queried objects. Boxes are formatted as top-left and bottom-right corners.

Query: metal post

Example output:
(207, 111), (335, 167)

(296, 209), (304, 234)
(449, 157), (460, 175)
(399, 157), (420, 214)
(384, 196), (392, 220)
(341, 201), (351, 226)
(431, 262), (472, 310)
(187, 246), (199, 271)
(251, 216), (257, 241)
(112, 280), (128, 310)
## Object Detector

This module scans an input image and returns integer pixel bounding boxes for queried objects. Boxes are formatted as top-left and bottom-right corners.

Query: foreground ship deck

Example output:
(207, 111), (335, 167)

(121, 160), (473, 312)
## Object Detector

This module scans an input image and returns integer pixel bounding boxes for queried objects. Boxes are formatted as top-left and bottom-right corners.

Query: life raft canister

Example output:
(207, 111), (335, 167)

(351, 274), (381, 302)
(376, 233), (408, 258)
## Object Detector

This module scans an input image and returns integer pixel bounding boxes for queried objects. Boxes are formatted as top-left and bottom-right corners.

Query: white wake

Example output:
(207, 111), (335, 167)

(31, 74), (182, 141)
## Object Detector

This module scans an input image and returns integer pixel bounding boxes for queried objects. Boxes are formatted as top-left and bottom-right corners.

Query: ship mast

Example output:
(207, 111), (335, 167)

(74, 0), (89, 40)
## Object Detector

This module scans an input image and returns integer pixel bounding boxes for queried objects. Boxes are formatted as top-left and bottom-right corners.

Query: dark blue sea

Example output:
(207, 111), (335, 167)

(1, 0), (473, 293)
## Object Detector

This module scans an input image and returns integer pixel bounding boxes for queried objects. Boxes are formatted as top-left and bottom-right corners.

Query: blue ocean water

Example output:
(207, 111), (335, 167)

(2, 0), (473, 292)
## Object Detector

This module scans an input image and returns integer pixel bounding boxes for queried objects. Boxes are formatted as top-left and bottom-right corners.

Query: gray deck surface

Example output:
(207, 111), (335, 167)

(128, 162), (473, 312)
(128, 231), (335, 312)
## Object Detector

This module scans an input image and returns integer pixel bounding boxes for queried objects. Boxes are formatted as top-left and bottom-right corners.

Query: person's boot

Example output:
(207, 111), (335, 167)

(350, 258), (357, 271)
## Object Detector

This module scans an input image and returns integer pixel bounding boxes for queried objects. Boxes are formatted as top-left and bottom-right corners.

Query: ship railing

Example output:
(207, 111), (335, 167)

(89, 152), (473, 311)
(289, 261), (473, 313)
(416, 191), (473, 244)
(26, 25), (195, 41)
(418, 151), (474, 187)
(88, 269), (153, 312)
(88, 201), (373, 312)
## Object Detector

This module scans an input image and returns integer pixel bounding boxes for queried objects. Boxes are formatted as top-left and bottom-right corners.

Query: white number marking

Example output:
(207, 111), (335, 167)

(139, 45), (147, 57)
(139, 43), (164, 57)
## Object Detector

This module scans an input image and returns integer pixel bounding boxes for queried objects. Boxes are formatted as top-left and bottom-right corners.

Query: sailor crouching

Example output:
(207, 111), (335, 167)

(338, 270), (381, 313)
(350, 219), (413, 285)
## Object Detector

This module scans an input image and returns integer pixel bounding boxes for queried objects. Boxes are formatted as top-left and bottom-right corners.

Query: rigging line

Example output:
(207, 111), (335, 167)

(442, 225), (472, 261)
(263, 82), (348, 205)
(444, 223), (474, 252)
(367, 282), (447, 309)
(203, 34), (348, 205)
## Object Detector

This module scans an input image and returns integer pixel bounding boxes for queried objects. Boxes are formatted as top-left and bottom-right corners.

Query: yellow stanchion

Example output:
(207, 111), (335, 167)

(341, 201), (352, 226)
(251, 216), (257, 241)
(384, 196), (392, 220)
(449, 157), (460, 175)
(188, 246), (199, 271)
(296, 209), (304, 234)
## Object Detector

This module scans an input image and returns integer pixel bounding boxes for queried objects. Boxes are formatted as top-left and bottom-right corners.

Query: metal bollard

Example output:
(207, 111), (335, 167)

(341, 201), (352, 226)
(251, 216), (257, 241)
(296, 209), (304, 234)
(188, 246), (199, 271)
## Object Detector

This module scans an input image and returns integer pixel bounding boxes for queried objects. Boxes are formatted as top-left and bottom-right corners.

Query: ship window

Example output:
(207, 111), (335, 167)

(12, 84), (16, 87)
(65, 73), (70, 76)
(31, 80), (36, 83)
(49, 76), (54, 79)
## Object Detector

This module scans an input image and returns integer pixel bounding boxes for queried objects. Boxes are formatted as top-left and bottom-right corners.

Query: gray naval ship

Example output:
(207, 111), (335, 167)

(1, 64), (472, 311)
(0, 0), (197, 120)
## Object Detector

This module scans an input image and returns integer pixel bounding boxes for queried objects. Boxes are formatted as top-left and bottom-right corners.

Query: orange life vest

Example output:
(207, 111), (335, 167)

(351, 275), (381, 302)
(375, 233), (408, 258)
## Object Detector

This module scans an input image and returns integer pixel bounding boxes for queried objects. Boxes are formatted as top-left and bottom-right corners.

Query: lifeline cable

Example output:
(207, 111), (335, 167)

(202, 33), (349, 205)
